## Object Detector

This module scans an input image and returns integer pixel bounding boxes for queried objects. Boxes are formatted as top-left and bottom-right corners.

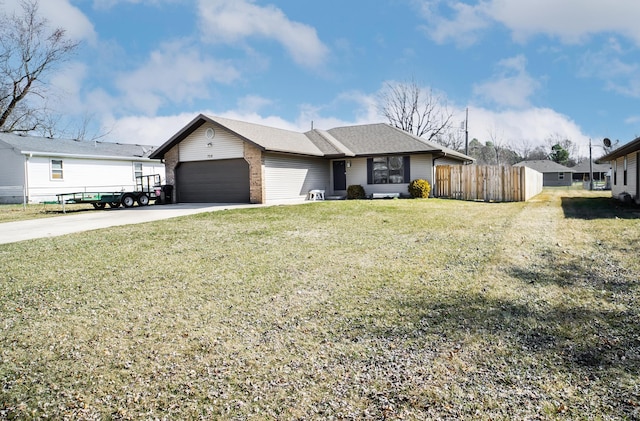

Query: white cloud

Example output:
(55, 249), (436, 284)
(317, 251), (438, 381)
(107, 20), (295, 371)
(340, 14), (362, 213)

(236, 95), (274, 114)
(47, 62), (89, 112)
(466, 106), (591, 155)
(418, 0), (491, 47)
(473, 55), (541, 108)
(0, 0), (96, 42)
(419, 0), (640, 47)
(91, 0), (184, 9)
(115, 40), (240, 115)
(578, 38), (640, 98)
(197, 0), (330, 69)
(104, 112), (197, 146)
(487, 0), (640, 45)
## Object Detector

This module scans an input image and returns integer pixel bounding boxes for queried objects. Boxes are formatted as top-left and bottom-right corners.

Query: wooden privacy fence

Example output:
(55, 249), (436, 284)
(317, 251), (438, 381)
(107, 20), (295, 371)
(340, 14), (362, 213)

(435, 165), (543, 202)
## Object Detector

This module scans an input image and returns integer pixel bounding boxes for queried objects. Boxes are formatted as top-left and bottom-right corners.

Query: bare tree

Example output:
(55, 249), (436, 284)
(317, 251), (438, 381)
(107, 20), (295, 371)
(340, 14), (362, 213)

(379, 78), (453, 142)
(0, 0), (79, 133)
(486, 126), (509, 165)
(34, 109), (113, 141)
(434, 129), (465, 151)
(528, 146), (549, 160)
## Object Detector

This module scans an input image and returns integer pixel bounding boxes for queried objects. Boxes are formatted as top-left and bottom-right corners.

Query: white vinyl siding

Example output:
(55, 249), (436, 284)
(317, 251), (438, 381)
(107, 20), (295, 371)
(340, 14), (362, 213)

(609, 154), (639, 201)
(179, 124), (244, 162)
(26, 156), (165, 203)
(0, 145), (26, 204)
(264, 154), (328, 202)
(411, 155), (433, 183)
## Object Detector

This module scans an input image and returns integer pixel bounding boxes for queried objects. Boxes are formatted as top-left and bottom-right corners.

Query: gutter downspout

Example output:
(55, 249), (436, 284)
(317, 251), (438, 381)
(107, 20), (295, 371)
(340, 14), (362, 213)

(432, 152), (446, 198)
(23, 153), (31, 209)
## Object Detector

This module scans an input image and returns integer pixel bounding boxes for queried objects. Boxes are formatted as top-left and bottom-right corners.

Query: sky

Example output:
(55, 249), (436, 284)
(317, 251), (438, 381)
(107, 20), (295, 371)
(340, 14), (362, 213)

(2, 0), (640, 159)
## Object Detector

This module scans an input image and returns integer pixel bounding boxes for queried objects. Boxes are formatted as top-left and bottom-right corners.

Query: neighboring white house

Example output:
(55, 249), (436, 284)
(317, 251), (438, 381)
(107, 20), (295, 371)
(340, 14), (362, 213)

(0, 133), (165, 204)
(597, 137), (640, 204)
(149, 114), (473, 204)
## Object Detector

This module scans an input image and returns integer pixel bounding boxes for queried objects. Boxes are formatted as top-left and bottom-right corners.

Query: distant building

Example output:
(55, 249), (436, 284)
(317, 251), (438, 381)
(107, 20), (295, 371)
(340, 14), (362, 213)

(513, 160), (574, 187)
(571, 160), (610, 181)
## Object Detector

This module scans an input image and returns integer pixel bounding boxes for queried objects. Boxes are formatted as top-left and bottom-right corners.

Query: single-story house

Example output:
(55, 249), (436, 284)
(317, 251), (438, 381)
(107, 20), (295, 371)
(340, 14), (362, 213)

(0, 133), (165, 204)
(513, 160), (574, 187)
(570, 160), (610, 183)
(570, 160), (611, 189)
(596, 137), (640, 204)
(149, 114), (474, 204)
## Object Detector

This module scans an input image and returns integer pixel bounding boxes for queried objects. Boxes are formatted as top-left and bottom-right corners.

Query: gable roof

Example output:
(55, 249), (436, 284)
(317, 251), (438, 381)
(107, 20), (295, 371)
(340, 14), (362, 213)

(324, 123), (470, 160)
(0, 132), (158, 160)
(596, 137), (640, 162)
(150, 114), (325, 158)
(513, 160), (575, 173)
(571, 160), (610, 173)
(150, 114), (474, 162)
(208, 115), (325, 156)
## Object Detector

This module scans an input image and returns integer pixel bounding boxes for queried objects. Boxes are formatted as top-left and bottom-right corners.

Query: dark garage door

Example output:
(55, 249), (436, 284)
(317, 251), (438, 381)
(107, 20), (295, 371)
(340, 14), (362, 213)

(176, 159), (250, 203)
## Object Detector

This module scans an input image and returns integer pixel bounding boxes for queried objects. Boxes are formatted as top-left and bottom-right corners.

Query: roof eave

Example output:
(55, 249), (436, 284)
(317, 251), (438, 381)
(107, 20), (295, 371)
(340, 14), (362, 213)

(597, 137), (640, 163)
(263, 148), (324, 157)
(149, 114), (210, 159)
(20, 150), (159, 161)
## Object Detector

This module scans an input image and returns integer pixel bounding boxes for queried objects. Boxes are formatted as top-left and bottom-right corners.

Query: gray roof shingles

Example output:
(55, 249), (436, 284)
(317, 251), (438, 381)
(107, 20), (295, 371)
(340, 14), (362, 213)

(0, 132), (157, 159)
(514, 160), (575, 173)
(571, 161), (610, 173)
(150, 114), (474, 162)
(325, 123), (468, 159)
(208, 116), (324, 156)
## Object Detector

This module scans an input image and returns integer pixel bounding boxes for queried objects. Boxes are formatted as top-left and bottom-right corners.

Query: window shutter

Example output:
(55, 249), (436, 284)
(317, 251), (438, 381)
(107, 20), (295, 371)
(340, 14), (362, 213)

(367, 158), (372, 184)
(403, 156), (410, 182)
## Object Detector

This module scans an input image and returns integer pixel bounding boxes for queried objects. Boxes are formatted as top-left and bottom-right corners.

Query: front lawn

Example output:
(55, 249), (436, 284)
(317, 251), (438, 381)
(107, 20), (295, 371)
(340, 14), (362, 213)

(0, 203), (94, 223)
(1, 190), (638, 419)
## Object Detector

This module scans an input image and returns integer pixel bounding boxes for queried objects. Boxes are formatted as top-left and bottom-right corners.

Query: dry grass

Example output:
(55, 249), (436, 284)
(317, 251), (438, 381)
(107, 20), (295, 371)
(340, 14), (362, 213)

(0, 203), (94, 223)
(1, 190), (639, 419)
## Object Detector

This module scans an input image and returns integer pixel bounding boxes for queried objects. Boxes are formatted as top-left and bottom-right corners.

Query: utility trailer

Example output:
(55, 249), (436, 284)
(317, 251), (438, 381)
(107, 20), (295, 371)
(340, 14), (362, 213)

(55, 175), (169, 211)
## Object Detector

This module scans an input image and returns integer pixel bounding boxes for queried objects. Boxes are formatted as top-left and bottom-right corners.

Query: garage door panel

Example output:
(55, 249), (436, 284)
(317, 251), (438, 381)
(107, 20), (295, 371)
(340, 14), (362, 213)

(177, 159), (250, 203)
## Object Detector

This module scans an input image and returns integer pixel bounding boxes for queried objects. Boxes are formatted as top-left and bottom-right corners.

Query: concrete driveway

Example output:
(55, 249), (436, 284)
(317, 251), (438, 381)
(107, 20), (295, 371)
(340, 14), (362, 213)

(0, 203), (271, 245)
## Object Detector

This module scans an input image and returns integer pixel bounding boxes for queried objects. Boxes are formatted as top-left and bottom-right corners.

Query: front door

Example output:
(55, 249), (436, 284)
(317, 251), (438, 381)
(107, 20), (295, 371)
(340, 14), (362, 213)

(333, 160), (346, 191)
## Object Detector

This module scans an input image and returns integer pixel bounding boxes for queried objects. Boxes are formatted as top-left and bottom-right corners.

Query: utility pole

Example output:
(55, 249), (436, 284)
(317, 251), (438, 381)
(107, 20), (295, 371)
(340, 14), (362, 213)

(465, 107), (469, 156)
(589, 139), (594, 191)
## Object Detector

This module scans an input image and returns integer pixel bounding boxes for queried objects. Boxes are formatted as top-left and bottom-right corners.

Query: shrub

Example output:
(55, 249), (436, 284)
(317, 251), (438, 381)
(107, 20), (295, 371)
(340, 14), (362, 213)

(347, 184), (366, 199)
(408, 179), (431, 198)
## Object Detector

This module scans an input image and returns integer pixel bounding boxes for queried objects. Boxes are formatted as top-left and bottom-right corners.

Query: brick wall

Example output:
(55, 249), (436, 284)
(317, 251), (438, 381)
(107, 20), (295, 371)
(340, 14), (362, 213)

(164, 145), (179, 203)
(244, 143), (264, 204)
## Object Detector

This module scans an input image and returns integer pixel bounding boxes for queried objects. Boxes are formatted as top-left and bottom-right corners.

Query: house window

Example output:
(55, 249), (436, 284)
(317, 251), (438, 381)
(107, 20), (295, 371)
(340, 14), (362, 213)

(134, 162), (143, 180)
(371, 156), (406, 184)
(623, 156), (627, 185)
(558, 172), (565, 180)
(613, 161), (617, 185)
(51, 160), (63, 180)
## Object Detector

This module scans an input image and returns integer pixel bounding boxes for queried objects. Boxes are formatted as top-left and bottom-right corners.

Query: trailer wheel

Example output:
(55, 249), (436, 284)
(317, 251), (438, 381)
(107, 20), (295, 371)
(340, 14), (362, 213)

(92, 202), (106, 209)
(108, 202), (120, 208)
(121, 194), (135, 208)
(137, 193), (150, 206)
